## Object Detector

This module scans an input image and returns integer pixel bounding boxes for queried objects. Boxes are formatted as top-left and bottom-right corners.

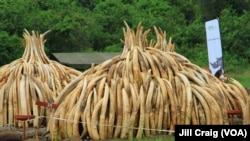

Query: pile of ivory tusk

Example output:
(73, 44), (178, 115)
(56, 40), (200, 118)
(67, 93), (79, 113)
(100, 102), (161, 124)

(47, 22), (250, 140)
(0, 30), (81, 128)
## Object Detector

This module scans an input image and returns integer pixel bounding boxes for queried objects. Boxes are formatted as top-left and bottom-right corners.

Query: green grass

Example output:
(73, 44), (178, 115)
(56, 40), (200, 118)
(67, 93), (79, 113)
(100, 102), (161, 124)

(108, 135), (175, 141)
(136, 135), (174, 141)
(227, 68), (250, 89)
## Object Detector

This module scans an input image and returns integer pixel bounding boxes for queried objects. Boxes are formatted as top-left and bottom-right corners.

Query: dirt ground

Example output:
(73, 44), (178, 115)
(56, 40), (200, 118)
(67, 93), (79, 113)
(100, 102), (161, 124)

(0, 126), (86, 141)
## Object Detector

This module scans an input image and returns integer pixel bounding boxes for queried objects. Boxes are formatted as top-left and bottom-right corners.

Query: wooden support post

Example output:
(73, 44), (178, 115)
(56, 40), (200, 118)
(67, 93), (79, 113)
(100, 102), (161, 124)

(14, 115), (35, 140)
(227, 109), (242, 125)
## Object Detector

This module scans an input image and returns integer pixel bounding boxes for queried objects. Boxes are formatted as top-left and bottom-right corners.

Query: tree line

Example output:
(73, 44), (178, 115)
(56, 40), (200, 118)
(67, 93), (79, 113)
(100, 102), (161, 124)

(0, 0), (249, 70)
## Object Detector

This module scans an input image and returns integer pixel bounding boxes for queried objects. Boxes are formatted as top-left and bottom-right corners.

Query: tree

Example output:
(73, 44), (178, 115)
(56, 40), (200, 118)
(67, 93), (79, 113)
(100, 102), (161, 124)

(0, 0), (249, 67)
(0, 31), (23, 66)
(91, 0), (187, 51)
(199, 0), (250, 22)
(220, 8), (250, 63)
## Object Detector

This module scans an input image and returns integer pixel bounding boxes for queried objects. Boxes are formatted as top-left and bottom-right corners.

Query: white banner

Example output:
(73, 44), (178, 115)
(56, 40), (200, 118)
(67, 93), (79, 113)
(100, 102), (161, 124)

(205, 19), (224, 77)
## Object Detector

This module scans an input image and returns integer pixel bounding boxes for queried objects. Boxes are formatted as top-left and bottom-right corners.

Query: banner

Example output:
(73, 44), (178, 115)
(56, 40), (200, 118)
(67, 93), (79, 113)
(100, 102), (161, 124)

(205, 19), (224, 77)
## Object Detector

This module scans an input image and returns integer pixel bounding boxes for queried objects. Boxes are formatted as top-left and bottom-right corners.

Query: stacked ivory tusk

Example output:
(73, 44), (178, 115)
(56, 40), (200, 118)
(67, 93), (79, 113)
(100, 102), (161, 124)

(0, 30), (81, 128)
(49, 22), (250, 140)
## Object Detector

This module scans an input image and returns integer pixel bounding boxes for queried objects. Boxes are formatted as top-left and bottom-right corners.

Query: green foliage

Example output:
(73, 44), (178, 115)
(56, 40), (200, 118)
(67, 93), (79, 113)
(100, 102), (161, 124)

(92, 0), (132, 50)
(173, 16), (207, 66)
(223, 51), (249, 73)
(220, 8), (250, 63)
(0, 0), (249, 69)
(34, 0), (91, 53)
(0, 0), (92, 58)
(91, 0), (186, 50)
(103, 44), (123, 52)
(130, 0), (186, 34)
(77, 0), (99, 10)
(0, 31), (23, 66)
(175, 43), (209, 67)
(80, 47), (94, 52)
(199, 0), (250, 21)
(0, 0), (37, 34)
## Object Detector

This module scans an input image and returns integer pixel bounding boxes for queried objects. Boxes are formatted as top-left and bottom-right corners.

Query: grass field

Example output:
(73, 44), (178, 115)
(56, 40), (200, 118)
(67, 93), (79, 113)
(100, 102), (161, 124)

(227, 68), (250, 89)
(136, 135), (174, 141)
(109, 135), (175, 141)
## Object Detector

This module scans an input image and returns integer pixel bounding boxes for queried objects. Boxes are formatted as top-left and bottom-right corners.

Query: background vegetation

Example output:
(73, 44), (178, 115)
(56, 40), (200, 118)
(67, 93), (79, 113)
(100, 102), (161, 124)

(0, 0), (249, 87)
